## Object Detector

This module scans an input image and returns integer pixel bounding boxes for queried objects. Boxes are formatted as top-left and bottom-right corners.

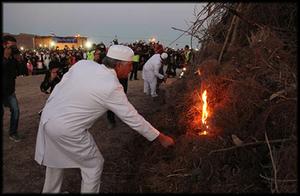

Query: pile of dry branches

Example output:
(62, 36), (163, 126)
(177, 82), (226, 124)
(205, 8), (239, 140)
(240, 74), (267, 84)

(134, 2), (297, 193)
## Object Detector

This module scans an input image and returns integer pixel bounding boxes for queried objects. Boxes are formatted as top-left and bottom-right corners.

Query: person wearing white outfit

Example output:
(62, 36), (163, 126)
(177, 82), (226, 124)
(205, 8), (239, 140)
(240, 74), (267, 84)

(34, 45), (175, 193)
(142, 53), (168, 97)
(43, 54), (50, 70)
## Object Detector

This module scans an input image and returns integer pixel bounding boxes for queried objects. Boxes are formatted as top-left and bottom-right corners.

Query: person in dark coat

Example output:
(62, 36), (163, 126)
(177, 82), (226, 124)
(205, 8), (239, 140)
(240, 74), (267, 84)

(1, 35), (22, 142)
(40, 60), (63, 94)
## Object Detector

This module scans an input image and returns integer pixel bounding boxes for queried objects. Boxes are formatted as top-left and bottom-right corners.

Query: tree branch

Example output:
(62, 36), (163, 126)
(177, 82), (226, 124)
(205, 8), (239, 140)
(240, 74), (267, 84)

(208, 137), (296, 155)
(265, 132), (279, 193)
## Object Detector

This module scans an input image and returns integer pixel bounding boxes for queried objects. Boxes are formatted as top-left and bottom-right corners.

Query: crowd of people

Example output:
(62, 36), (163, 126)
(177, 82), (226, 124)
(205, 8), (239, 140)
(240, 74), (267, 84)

(13, 40), (193, 79)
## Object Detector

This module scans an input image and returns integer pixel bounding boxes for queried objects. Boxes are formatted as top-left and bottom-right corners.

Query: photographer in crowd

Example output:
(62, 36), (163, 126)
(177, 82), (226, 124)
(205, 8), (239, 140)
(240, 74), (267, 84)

(40, 60), (64, 94)
(1, 35), (23, 142)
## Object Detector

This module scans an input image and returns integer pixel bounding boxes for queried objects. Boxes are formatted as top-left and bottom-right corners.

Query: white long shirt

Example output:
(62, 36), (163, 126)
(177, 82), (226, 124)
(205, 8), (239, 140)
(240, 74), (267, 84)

(34, 60), (160, 168)
(142, 54), (164, 82)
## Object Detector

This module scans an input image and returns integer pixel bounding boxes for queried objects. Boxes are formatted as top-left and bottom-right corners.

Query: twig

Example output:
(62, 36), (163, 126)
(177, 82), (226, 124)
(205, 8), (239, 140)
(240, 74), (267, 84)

(218, 9), (237, 64)
(243, 184), (255, 191)
(260, 174), (297, 183)
(169, 3), (224, 46)
(173, 168), (187, 173)
(168, 3), (211, 46)
(229, 3), (243, 48)
(208, 137), (296, 155)
(260, 55), (276, 71)
(265, 132), (279, 193)
(219, 77), (238, 82)
(267, 48), (280, 61)
(171, 27), (202, 40)
(222, 4), (263, 29)
(167, 173), (191, 178)
(102, 172), (136, 176)
(219, 77), (272, 93)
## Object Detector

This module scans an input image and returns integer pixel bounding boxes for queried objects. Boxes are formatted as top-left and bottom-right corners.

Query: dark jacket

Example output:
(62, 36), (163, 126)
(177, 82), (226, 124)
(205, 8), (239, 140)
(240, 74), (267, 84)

(2, 57), (18, 97)
(40, 71), (62, 94)
(40, 61), (65, 94)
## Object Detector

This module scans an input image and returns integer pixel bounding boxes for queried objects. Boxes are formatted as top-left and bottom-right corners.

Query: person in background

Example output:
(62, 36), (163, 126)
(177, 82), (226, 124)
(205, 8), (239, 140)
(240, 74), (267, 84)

(166, 49), (177, 77)
(38, 60), (65, 116)
(129, 46), (141, 81)
(34, 45), (175, 193)
(113, 37), (119, 45)
(12, 48), (27, 76)
(26, 59), (34, 75)
(93, 43), (107, 64)
(43, 53), (50, 70)
(83, 50), (87, 60)
(142, 52), (168, 98)
(183, 45), (192, 67)
(87, 46), (95, 60)
(1, 35), (22, 142)
(40, 60), (63, 94)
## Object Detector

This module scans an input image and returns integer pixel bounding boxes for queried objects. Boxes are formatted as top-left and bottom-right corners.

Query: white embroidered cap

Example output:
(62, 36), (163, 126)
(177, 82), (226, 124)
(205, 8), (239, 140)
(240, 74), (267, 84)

(107, 45), (134, 61)
(160, 52), (168, 59)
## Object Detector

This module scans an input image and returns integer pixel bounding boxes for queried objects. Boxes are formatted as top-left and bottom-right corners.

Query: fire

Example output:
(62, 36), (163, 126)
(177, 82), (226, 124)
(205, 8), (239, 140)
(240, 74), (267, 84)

(199, 130), (208, 135)
(199, 90), (209, 136)
(201, 90), (208, 124)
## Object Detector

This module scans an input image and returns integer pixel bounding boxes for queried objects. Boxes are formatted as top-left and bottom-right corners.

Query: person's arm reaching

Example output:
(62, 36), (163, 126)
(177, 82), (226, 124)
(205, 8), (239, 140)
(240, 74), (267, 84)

(104, 84), (175, 147)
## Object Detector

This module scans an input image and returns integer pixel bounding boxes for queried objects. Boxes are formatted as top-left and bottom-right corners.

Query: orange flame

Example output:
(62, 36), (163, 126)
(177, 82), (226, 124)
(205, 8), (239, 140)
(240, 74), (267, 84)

(202, 90), (208, 124)
(199, 130), (208, 135)
(199, 90), (209, 136)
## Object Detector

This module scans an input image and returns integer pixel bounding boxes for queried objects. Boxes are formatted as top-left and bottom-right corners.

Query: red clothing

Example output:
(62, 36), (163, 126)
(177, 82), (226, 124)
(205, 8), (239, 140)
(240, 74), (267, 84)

(71, 56), (77, 65)
(154, 44), (164, 54)
(27, 62), (33, 75)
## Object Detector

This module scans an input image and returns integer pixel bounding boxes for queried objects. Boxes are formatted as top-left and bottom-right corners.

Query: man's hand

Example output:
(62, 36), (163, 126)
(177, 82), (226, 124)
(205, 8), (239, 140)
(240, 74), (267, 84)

(157, 132), (175, 148)
(163, 75), (168, 83)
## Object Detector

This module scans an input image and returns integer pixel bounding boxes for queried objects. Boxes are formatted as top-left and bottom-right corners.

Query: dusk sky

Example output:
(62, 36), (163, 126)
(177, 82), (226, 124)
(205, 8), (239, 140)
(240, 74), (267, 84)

(3, 3), (206, 49)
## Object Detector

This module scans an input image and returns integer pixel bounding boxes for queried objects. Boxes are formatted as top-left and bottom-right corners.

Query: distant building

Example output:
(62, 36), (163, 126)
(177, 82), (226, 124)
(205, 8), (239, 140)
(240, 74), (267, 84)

(3, 33), (35, 49)
(34, 35), (87, 50)
(3, 33), (88, 50)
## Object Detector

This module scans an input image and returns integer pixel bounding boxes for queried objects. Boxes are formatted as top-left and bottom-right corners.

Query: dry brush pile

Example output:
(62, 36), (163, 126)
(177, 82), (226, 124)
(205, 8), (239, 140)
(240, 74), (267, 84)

(133, 2), (297, 193)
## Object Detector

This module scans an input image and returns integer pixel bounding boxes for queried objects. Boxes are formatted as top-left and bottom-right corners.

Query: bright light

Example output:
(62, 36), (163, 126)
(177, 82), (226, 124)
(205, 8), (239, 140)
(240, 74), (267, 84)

(44, 44), (47, 47)
(201, 90), (208, 124)
(50, 41), (56, 47)
(20, 46), (24, 51)
(33, 49), (36, 52)
(149, 37), (156, 43)
(80, 45), (83, 48)
(183, 67), (187, 71)
(39, 44), (42, 47)
(179, 71), (184, 78)
(85, 41), (92, 49)
(199, 130), (208, 136)
(195, 48), (199, 51)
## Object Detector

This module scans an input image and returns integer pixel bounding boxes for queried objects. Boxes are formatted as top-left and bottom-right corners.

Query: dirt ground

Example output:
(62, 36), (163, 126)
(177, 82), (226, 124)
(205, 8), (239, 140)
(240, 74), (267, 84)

(2, 69), (179, 193)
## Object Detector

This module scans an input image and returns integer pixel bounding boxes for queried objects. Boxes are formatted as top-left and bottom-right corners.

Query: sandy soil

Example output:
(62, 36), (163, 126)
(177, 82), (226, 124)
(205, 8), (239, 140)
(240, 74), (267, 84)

(2, 70), (178, 193)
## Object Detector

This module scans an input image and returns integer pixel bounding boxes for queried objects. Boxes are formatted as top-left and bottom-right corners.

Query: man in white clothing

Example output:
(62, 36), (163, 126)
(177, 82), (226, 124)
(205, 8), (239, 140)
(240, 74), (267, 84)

(34, 45), (175, 193)
(142, 53), (168, 97)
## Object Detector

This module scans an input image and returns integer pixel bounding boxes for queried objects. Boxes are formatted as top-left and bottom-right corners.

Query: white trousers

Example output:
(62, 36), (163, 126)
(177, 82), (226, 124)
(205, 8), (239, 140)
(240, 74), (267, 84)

(42, 157), (104, 193)
(143, 79), (158, 97)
